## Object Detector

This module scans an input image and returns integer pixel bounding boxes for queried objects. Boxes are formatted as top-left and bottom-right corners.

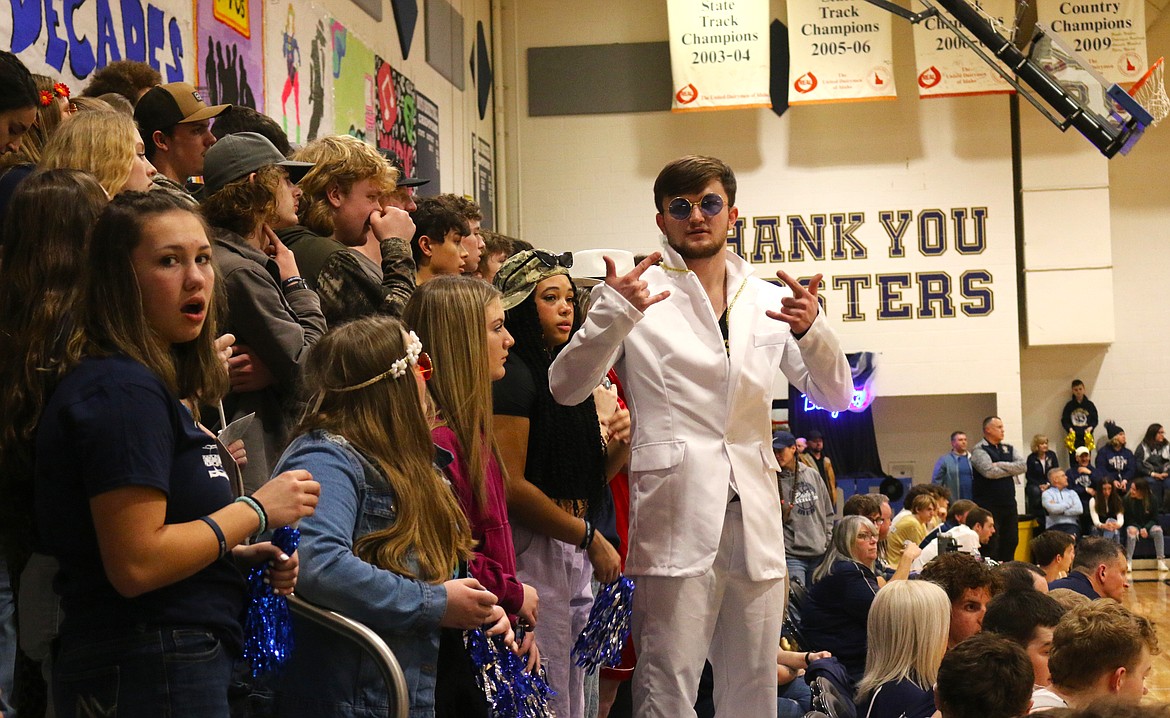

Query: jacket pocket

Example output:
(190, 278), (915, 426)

(629, 440), (686, 473)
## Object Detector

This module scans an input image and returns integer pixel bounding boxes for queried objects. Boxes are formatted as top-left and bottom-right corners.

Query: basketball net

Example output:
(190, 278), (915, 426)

(1130, 57), (1169, 127)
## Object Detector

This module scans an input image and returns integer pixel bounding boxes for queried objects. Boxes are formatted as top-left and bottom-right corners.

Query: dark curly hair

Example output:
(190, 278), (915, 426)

(502, 290), (606, 516)
(919, 551), (1001, 602)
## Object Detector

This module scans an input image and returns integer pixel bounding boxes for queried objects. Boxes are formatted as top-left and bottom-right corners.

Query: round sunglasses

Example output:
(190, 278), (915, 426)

(666, 193), (725, 221)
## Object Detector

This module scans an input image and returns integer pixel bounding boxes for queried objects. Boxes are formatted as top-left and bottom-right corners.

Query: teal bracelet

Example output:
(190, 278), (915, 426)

(235, 495), (268, 536)
(198, 516), (227, 559)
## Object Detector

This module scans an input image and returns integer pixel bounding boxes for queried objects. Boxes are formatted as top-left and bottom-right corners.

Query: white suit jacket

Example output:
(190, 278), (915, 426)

(549, 243), (853, 581)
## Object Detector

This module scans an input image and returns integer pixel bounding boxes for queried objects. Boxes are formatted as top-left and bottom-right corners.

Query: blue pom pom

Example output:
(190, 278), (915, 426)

(466, 626), (555, 717)
(242, 526), (300, 677)
(572, 575), (634, 674)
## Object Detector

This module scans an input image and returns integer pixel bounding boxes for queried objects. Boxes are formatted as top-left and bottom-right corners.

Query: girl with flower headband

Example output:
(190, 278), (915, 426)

(0, 51), (38, 157)
(272, 315), (513, 718)
(404, 275), (541, 715)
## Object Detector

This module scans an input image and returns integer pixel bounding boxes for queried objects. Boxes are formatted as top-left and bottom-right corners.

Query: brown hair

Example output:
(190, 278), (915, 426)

(295, 316), (474, 582)
(919, 551), (1001, 603)
(1049, 600), (1159, 690)
(292, 135), (395, 237)
(80, 60), (161, 104)
(202, 164), (286, 239)
(82, 191), (227, 405)
(652, 155), (737, 213)
(403, 276), (506, 511)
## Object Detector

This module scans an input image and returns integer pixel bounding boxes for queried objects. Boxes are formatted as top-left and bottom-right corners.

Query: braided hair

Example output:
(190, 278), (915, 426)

(504, 291), (606, 518)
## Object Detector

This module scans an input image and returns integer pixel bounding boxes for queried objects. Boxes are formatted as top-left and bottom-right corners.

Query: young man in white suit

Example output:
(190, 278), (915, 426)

(549, 156), (854, 717)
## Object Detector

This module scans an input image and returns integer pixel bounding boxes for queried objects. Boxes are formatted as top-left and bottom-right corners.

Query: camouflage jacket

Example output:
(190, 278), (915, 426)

(277, 225), (416, 325)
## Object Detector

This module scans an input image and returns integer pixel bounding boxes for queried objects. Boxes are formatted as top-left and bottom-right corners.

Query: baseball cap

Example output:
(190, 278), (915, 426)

(1075, 446), (1091, 456)
(569, 249), (635, 288)
(135, 82), (230, 134)
(378, 149), (430, 188)
(202, 132), (314, 196)
(494, 249), (573, 311)
(772, 430), (796, 450)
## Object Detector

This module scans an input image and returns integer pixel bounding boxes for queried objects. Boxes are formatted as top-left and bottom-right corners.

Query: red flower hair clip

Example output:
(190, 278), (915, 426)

(53, 82), (71, 99)
(39, 89), (54, 107)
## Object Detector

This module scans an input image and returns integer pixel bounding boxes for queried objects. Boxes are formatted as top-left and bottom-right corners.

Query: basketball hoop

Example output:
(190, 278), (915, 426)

(1130, 57), (1169, 127)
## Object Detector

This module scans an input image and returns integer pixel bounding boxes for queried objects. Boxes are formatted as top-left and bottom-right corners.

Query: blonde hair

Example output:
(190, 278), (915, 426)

(295, 316), (473, 582)
(291, 135), (396, 237)
(1031, 434), (1049, 453)
(39, 109), (138, 195)
(856, 579), (951, 700)
(813, 515), (877, 583)
(403, 276), (506, 511)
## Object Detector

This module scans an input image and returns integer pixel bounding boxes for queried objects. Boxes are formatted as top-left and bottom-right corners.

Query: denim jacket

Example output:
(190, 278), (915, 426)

(272, 430), (448, 718)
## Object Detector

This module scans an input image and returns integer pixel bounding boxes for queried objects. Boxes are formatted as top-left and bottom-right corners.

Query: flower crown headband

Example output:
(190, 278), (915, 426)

(39, 82), (71, 107)
(306, 331), (424, 414)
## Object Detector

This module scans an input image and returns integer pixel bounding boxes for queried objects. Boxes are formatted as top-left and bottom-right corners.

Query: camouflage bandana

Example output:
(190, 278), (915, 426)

(494, 249), (574, 311)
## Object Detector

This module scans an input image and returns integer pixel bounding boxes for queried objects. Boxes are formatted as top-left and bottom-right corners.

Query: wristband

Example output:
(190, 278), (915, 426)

(579, 518), (595, 550)
(198, 516), (227, 559)
(281, 275), (307, 292)
(235, 495), (268, 536)
(805, 651), (812, 666)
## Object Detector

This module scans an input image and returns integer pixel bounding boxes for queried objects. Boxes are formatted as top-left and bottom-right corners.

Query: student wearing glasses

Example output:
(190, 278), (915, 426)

(548, 155), (853, 717)
(492, 249), (630, 718)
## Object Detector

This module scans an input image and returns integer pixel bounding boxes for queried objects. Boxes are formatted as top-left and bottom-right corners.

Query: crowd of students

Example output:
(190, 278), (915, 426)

(1, 50), (1166, 718)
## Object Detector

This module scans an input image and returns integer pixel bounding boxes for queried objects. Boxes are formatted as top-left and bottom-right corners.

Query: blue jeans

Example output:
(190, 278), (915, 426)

(54, 626), (234, 718)
(777, 676), (812, 718)
(785, 556), (821, 589)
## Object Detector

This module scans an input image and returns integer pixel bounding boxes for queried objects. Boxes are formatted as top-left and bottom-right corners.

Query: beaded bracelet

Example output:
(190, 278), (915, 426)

(199, 516), (227, 559)
(235, 495), (268, 536)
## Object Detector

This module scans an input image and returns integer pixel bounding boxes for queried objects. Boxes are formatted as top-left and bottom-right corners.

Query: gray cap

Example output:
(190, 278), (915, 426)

(202, 132), (313, 196)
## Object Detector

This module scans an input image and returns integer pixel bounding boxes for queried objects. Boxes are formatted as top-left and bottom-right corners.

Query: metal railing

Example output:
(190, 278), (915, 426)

(288, 595), (410, 718)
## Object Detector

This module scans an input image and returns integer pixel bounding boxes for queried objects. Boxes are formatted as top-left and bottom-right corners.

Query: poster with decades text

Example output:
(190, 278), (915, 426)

(913, 0), (1015, 97)
(414, 91), (441, 191)
(787, 0), (897, 104)
(197, 0), (264, 110)
(1037, 0), (1146, 85)
(2, 0), (192, 84)
(666, 0), (771, 111)
(330, 20), (375, 141)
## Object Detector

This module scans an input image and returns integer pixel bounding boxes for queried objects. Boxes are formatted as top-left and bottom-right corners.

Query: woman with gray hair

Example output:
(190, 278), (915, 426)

(855, 579), (951, 717)
(799, 515), (884, 685)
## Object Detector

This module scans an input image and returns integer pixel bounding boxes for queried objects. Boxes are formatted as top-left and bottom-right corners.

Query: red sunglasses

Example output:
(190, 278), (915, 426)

(414, 352), (433, 381)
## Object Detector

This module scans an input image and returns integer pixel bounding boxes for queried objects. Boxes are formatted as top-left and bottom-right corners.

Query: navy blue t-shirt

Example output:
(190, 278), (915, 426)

(858, 678), (936, 718)
(35, 355), (246, 650)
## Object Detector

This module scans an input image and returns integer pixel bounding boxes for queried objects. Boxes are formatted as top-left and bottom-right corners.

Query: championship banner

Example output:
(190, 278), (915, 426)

(666, 0), (771, 111)
(787, 0), (896, 104)
(1037, 0), (1147, 85)
(913, 0), (1015, 97)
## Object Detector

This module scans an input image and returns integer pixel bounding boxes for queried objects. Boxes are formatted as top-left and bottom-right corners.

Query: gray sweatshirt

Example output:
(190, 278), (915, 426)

(779, 462), (835, 558)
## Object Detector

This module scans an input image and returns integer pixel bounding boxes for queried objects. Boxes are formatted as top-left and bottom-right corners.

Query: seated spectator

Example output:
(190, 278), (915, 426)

(1087, 479), (1124, 543)
(775, 649), (826, 718)
(80, 59), (160, 104)
(1096, 421), (1135, 493)
(886, 493), (935, 567)
(802, 515), (907, 684)
(1121, 478), (1167, 572)
(995, 561), (1050, 593)
(920, 498), (977, 549)
(39, 109), (156, 196)
(918, 552), (1000, 649)
(1027, 434), (1061, 522)
(1048, 537), (1128, 600)
(984, 589), (1066, 687)
(1031, 530), (1077, 583)
(1044, 698), (1170, 718)
(1047, 588), (1091, 612)
(281, 135), (415, 323)
(774, 429), (834, 587)
(937, 633), (1034, 718)
(1042, 468), (1084, 536)
(913, 505), (995, 571)
(1031, 600), (1158, 711)
(891, 483), (935, 524)
(411, 196), (471, 285)
(843, 493), (902, 580)
(1067, 447), (1100, 530)
(200, 132), (324, 478)
(476, 229), (513, 282)
(855, 580), (951, 718)
(1134, 423), (1169, 509)
(272, 316), (508, 716)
